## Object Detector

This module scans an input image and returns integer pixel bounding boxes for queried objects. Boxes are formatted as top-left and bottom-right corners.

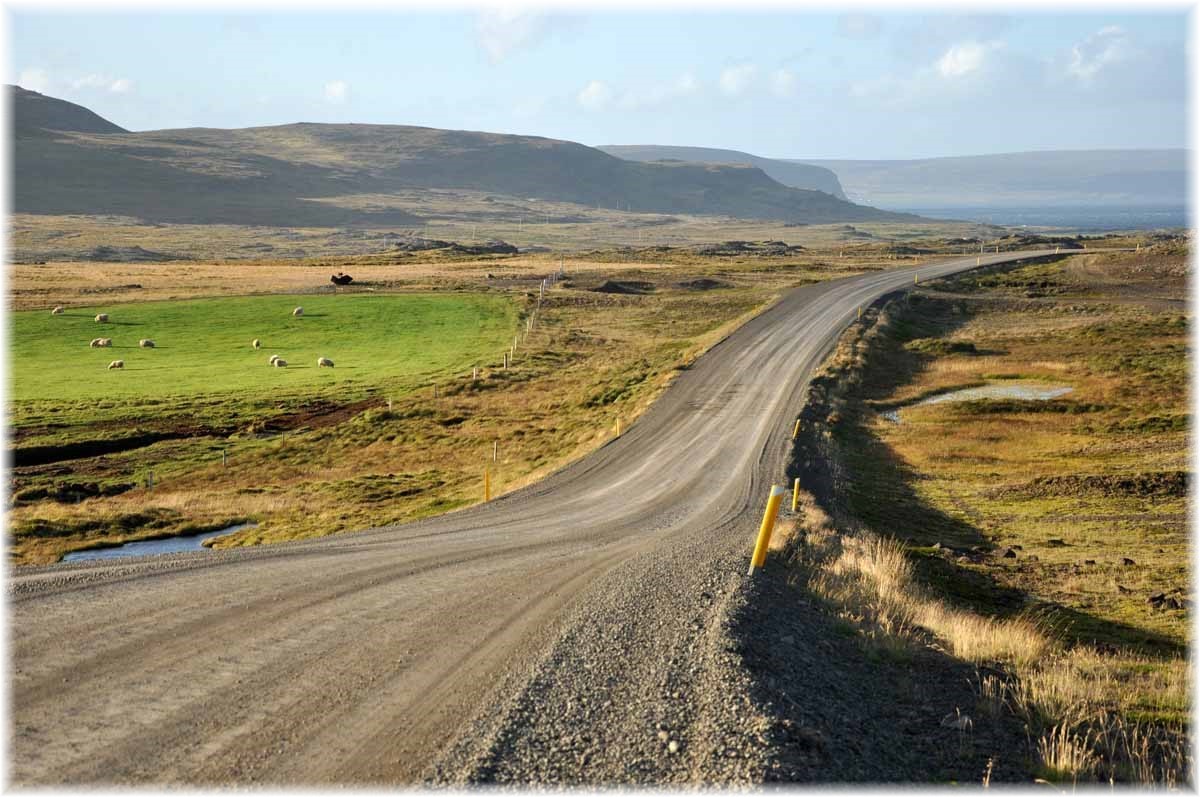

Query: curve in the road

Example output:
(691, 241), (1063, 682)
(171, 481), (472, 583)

(10, 250), (1062, 786)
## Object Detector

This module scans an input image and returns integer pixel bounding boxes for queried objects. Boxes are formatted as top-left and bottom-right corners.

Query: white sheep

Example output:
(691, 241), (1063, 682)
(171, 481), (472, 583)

(95, 313), (109, 323)
(273, 358), (288, 368)
(292, 307), (303, 317)
(96, 337), (113, 348)
(252, 338), (262, 349)
(51, 306), (64, 315)
(269, 354), (281, 365)
(139, 339), (155, 348)
(89, 338), (103, 348)
(317, 357), (334, 368)
(107, 360), (124, 370)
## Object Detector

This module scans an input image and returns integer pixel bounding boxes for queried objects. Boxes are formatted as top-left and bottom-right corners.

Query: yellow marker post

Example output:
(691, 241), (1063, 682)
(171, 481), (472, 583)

(857, 306), (862, 319)
(914, 273), (919, 285)
(749, 485), (787, 575)
(484, 467), (491, 502)
(615, 419), (621, 437)
(791, 477), (800, 513)
(976, 256), (981, 265)
(792, 418), (801, 440)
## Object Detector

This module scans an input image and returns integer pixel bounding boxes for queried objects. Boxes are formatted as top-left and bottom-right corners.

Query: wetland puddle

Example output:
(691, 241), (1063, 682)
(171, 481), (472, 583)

(62, 522), (256, 563)
(883, 382), (1073, 424)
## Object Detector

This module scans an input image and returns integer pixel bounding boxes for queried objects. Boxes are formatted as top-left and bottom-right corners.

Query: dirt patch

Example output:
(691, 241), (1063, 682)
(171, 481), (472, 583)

(83, 245), (188, 262)
(993, 470), (1189, 500)
(590, 280), (656, 295)
(674, 278), (732, 291)
(688, 240), (806, 257)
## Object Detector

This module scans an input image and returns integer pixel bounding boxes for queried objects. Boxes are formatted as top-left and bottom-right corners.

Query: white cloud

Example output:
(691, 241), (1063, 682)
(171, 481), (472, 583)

(17, 68), (50, 93)
(66, 73), (135, 93)
(476, 10), (568, 63)
(615, 72), (701, 111)
(577, 80), (612, 111)
(770, 68), (798, 98)
(324, 80), (349, 103)
(1066, 25), (1129, 82)
(718, 63), (757, 96)
(936, 40), (1002, 78)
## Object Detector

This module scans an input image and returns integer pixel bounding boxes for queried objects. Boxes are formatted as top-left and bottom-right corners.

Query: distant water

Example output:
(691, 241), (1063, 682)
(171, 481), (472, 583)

(62, 522), (255, 563)
(897, 205), (1189, 231)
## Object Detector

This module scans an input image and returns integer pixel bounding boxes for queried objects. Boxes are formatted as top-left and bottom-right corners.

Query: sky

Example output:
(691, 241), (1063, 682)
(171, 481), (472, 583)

(8, 8), (1190, 159)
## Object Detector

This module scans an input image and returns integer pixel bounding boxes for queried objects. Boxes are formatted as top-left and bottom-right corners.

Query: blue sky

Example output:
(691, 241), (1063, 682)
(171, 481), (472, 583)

(9, 9), (1189, 159)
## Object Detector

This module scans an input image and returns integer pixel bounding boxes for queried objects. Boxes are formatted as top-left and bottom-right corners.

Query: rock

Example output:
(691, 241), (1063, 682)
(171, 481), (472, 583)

(1165, 597), (1184, 610)
(1047, 538), (1068, 547)
(1121, 557), (1136, 566)
(1147, 592), (1167, 605)
(667, 740), (680, 754)
(1001, 548), (1017, 559)
(1116, 584), (1132, 594)
(1083, 559), (1096, 565)
(940, 712), (972, 730)
(657, 730), (669, 743)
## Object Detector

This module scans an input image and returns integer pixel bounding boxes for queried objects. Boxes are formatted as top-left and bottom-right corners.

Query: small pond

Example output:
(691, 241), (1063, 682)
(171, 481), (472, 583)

(883, 382), (1074, 424)
(62, 522), (256, 563)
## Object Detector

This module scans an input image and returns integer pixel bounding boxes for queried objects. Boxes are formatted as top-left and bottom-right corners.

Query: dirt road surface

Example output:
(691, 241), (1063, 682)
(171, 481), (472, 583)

(10, 251), (1059, 786)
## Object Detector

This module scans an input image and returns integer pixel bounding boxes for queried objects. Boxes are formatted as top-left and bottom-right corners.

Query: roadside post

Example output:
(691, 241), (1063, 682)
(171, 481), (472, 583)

(792, 477), (800, 513)
(792, 418), (801, 440)
(615, 418), (622, 437)
(748, 485), (787, 575)
(484, 467), (491, 502)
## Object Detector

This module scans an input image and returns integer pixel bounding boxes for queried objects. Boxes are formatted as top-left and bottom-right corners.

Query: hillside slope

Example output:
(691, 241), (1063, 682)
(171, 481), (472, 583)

(12, 86), (127, 138)
(600, 144), (847, 199)
(794, 150), (1188, 209)
(11, 85), (911, 227)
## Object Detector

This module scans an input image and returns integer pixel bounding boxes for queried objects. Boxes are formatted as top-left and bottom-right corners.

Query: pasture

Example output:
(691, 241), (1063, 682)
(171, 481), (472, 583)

(12, 293), (518, 439)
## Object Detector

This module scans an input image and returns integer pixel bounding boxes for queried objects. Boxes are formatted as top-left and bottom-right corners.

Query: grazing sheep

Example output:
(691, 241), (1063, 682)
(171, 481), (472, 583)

(90, 337), (113, 348)
(107, 360), (124, 370)
(139, 339), (155, 348)
(101, 338), (112, 347)
(269, 354), (281, 365)
(51, 306), (64, 315)
(273, 358), (288, 368)
(95, 313), (109, 323)
(252, 338), (262, 349)
(292, 307), (303, 317)
(317, 357), (334, 368)
(90, 338), (103, 348)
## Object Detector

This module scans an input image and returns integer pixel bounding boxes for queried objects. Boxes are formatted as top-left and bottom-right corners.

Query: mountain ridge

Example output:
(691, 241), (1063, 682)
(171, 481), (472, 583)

(791, 150), (1188, 209)
(599, 144), (846, 199)
(10, 85), (913, 228)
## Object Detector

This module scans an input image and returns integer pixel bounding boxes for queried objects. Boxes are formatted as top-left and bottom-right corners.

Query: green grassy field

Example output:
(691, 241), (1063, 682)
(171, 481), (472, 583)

(12, 293), (518, 437)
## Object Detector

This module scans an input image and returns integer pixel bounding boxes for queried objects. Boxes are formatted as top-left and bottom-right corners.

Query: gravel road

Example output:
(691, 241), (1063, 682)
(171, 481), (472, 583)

(10, 251), (1059, 786)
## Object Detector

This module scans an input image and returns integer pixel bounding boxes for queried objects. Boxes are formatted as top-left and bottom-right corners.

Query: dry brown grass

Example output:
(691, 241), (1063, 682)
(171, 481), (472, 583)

(786, 247), (1191, 784)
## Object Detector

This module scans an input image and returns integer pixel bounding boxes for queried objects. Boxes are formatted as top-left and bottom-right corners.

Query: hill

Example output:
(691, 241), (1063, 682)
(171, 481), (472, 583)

(11, 85), (912, 227)
(792, 150), (1188, 209)
(12, 86), (128, 138)
(599, 144), (846, 199)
